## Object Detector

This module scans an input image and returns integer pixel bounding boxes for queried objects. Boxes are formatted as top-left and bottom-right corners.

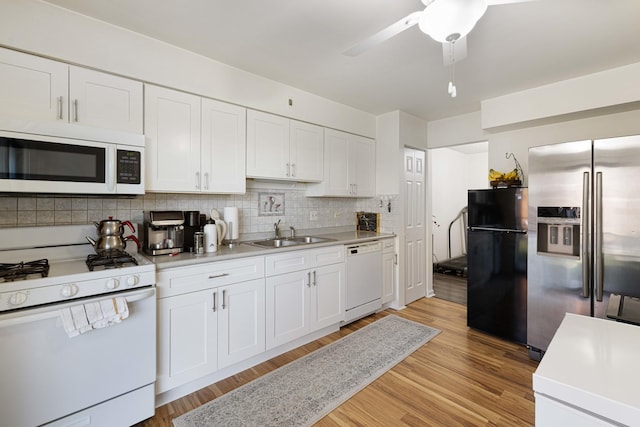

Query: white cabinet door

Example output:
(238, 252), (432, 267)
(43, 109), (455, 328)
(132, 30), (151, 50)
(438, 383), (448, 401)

(217, 278), (266, 369)
(307, 128), (376, 198)
(246, 109), (290, 179)
(0, 47), (68, 122)
(69, 66), (143, 133)
(201, 98), (246, 194)
(312, 263), (345, 329)
(354, 135), (376, 197)
(382, 244), (395, 304)
(265, 270), (310, 349)
(145, 84), (201, 192)
(290, 120), (323, 181)
(157, 289), (218, 393)
(312, 128), (351, 196)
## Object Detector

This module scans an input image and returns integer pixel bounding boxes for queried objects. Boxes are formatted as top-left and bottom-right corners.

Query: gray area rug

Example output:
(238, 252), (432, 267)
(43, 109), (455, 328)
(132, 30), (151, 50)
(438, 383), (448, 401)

(173, 315), (440, 427)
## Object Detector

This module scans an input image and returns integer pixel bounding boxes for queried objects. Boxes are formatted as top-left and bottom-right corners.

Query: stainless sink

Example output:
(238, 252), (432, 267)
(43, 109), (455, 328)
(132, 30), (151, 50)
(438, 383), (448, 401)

(245, 235), (335, 248)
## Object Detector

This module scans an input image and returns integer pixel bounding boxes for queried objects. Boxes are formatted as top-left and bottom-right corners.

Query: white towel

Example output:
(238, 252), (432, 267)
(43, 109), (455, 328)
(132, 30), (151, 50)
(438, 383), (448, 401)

(59, 297), (129, 338)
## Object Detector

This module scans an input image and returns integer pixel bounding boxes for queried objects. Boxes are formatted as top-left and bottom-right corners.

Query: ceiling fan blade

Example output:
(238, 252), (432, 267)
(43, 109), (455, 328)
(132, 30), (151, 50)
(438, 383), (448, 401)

(343, 11), (422, 57)
(442, 36), (467, 66)
(486, 0), (536, 5)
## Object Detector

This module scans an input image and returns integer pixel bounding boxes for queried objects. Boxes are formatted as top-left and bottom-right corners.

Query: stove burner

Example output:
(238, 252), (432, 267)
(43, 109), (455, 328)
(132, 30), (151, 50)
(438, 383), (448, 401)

(86, 251), (139, 271)
(0, 259), (50, 282)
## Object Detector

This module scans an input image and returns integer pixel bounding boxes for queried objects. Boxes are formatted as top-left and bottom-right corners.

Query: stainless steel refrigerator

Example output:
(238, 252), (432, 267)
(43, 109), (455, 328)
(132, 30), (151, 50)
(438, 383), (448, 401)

(467, 187), (528, 344)
(528, 135), (640, 360)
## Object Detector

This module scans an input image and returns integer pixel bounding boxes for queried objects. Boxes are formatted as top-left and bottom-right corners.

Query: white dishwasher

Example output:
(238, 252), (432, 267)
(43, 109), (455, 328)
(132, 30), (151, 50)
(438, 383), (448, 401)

(344, 241), (383, 323)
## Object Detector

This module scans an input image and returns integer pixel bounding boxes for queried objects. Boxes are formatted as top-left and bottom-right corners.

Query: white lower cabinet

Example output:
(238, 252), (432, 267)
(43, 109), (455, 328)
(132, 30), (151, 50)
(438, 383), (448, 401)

(156, 257), (265, 393)
(382, 239), (396, 304)
(265, 246), (345, 349)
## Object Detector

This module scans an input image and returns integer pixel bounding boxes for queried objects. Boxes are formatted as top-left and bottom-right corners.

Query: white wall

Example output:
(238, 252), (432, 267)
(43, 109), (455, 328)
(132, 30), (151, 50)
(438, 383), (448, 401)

(0, 0), (375, 137)
(430, 146), (487, 263)
(487, 109), (640, 185)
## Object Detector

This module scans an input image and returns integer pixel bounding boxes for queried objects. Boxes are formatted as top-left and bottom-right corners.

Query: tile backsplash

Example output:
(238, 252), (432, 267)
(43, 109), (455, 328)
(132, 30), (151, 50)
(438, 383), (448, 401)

(0, 181), (399, 237)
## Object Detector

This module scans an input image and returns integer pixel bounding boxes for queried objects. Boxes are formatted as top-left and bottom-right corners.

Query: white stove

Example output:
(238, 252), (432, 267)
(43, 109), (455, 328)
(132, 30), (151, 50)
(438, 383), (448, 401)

(0, 224), (157, 427)
(0, 224), (155, 312)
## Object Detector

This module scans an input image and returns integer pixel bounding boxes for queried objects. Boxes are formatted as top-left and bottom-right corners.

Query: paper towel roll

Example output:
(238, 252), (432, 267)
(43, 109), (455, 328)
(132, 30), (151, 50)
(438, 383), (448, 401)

(223, 207), (239, 240)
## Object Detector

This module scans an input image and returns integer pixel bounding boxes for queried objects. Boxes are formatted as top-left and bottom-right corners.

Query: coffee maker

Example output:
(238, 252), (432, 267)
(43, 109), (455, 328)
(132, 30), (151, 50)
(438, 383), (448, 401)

(183, 210), (202, 253)
(140, 211), (185, 256)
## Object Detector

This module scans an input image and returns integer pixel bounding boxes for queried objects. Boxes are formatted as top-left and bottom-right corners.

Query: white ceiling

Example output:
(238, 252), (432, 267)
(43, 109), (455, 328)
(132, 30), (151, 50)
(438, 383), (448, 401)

(44, 0), (640, 122)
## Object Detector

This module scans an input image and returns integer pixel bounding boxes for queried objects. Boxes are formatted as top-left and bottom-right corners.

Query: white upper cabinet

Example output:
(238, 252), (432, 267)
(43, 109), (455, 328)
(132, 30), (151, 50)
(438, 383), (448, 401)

(145, 84), (202, 192)
(307, 128), (375, 197)
(145, 85), (247, 194)
(246, 109), (323, 182)
(0, 47), (142, 133)
(201, 98), (247, 194)
(69, 66), (143, 133)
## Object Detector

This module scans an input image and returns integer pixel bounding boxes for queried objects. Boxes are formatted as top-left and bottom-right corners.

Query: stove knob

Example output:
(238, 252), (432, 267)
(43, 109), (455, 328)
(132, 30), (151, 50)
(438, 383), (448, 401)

(126, 275), (140, 287)
(61, 284), (79, 298)
(106, 278), (120, 290)
(9, 292), (27, 306)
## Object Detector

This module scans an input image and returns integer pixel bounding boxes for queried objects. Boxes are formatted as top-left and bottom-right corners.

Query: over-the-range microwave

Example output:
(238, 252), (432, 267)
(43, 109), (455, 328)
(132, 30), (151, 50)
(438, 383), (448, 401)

(0, 119), (144, 195)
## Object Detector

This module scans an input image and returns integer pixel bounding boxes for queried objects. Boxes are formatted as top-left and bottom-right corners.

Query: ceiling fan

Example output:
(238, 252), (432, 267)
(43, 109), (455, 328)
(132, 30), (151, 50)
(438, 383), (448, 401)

(343, 0), (535, 66)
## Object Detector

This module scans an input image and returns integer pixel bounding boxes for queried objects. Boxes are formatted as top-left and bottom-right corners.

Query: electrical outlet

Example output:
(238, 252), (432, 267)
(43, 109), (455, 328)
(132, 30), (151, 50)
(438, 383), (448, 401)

(309, 211), (318, 221)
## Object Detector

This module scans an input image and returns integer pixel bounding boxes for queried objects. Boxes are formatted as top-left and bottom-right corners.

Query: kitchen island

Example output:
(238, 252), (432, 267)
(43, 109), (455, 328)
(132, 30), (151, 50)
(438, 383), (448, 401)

(533, 313), (640, 426)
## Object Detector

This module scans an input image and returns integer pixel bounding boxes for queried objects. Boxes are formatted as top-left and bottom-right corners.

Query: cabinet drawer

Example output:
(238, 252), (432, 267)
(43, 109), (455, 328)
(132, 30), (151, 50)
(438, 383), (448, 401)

(382, 238), (395, 254)
(265, 245), (344, 277)
(157, 256), (264, 297)
(265, 250), (313, 277)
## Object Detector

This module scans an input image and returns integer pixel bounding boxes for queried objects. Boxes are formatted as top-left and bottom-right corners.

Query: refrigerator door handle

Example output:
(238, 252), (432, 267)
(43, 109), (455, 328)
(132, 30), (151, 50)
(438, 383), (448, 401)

(595, 171), (604, 301)
(582, 171), (591, 298)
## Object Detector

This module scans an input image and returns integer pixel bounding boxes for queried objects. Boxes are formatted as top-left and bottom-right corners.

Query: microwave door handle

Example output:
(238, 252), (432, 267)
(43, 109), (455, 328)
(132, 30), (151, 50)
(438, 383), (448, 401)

(107, 145), (116, 193)
(582, 171), (590, 298)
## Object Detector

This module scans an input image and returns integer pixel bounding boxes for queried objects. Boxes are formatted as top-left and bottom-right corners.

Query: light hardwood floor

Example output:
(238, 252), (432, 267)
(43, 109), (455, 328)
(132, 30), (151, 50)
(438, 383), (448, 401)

(137, 297), (538, 426)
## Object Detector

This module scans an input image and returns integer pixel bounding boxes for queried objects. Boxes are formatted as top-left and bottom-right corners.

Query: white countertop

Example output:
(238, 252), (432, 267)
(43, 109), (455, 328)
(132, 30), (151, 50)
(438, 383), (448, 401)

(145, 230), (395, 270)
(533, 313), (640, 426)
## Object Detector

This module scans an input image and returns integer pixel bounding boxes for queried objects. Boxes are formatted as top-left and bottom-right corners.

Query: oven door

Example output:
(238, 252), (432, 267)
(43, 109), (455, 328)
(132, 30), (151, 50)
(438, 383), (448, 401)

(0, 287), (156, 427)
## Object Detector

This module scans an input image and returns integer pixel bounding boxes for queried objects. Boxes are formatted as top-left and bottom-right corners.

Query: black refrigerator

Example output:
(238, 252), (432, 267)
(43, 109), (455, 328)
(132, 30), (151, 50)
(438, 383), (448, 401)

(467, 188), (528, 344)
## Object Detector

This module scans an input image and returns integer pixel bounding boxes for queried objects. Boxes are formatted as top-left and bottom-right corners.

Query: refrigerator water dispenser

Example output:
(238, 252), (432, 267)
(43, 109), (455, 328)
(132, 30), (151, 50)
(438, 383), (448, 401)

(536, 207), (580, 258)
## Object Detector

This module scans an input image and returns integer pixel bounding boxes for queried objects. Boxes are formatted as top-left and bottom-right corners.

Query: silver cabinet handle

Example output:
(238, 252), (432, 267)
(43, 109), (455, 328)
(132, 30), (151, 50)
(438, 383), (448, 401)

(57, 96), (63, 120)
(307, 271), (311, 287)
(582, 171), (590, 298)
(222, 289), (227, 309)
(73, 99), (79, 122)
(204, 172), (209, 190)
(313, 270), (317, 286)
(195, 172), (200, 189)
(291, 163), (295, 177)
(286, 163), (290, 177)
(212, 291), (217, 312)
(209, 273), (229, 279)
(595, 171), (604, 302)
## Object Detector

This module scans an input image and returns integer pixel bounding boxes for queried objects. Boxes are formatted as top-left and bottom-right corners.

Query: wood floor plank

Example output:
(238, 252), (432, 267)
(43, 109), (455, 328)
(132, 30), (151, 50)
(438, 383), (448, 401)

(135, 297), (537, 427)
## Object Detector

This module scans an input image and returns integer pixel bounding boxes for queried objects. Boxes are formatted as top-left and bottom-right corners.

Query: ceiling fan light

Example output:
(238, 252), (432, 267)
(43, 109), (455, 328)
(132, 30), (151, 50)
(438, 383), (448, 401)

(418, 0), (488, 43)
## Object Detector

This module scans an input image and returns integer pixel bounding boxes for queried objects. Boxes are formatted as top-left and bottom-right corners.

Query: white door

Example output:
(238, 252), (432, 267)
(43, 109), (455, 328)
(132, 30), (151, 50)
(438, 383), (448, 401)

(69, 66), (143, 133)
(144, 84), (201, 192)
(201, 98), (246, 194)
(246, 110), (290, 179)
(321, 129), (351, 196)
(217, 279), (265, 369)
(0, 47), (68, 122)
(312, 263), (345, 330)
(290, 120), (324, 181)
(354, 136), (376, 197)
(156, 289), (218, 393)
(265, 270), (309, 349)
(404, 147), (426, 304)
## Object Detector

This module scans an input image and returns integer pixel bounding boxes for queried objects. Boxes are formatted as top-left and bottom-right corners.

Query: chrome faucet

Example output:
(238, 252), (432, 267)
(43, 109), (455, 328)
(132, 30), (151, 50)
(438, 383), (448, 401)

(274, 219), (281, 238)
(290, 226), (296, 239)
